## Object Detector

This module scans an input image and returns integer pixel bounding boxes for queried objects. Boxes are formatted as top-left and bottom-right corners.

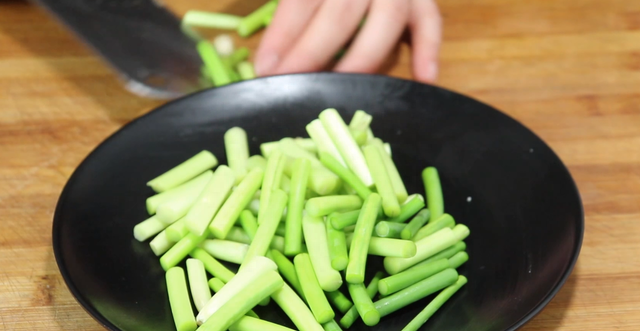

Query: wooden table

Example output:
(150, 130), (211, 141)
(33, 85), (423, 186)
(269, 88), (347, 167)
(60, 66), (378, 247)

(1, 0), (639, 329)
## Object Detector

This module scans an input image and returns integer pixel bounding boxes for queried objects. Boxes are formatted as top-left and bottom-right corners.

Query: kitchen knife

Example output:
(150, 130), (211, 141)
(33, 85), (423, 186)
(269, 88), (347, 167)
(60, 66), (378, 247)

(33, 0), (207, 99)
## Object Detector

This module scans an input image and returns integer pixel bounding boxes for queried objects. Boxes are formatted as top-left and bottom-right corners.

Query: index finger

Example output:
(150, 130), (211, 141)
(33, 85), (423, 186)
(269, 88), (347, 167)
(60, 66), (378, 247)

(255, 0), (323, 76)
(272, 0), (371, 75)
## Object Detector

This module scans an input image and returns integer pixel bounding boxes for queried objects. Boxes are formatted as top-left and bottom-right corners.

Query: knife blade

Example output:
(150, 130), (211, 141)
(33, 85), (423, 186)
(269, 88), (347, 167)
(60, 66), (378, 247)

(33, 0), (207, 99)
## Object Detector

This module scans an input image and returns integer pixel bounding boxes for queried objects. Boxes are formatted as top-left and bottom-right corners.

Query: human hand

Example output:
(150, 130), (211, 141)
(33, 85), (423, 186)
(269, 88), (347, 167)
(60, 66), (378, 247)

(254, 0), (442, 83)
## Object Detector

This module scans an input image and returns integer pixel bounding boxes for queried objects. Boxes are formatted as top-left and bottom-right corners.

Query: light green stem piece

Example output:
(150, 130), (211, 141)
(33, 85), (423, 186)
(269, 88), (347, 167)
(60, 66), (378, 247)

(189, 248), (235, 283)
(230, 316), (295, 331)
(370, 138), (408, 203)
(237, 0), (278, 37)
(307, 119), (347, 167)
(150, 229), (175, 256)
(411, 241), (467, 270)
(367, 237), (417, 258)
(224, 226), (251, 244)
(448, 251), (469, 269)
(374, 221), (406, 238)
(277, 137), (321, 166)
(147, 150), (217, 192)
(319, 152), (371, 200)
(260, 141), (279, 158)
(348, 110), (372, 147)
(197, 256), (277, 325)
(200, 239), (248, 264)
(365, 128), (375, 145)
(294, 253), (335, 324)
(182, 11), (242, 30)
(269, 249), (304, 298)
(242, 190), (288, 268)
(322, 319), (343, 331)
(319, 108), (373, 187)
(325, 290), (353, 314)
(186, 258), (212, 312)
(401, 275), (468, 331)
(308, 166), (342, 196)
(209, 168), (264, 239)
(285, 158), (311, 256)
(156, 170), (214, 224)
(271, 283), (324, 331)
(302, 215), (343, 291)
(237, 62), (256, 80)
(401, 209), (431, 240)
(221, 58), (240, 83)
(413, 213), (456, 242)
(258, 150), (285, 225)
(422, 167), (444, 222)
(166, 267), (197, 331)
(406, 194), (424, 203)
(378, 258), (449, 296)
(160, 231), (208, 271)
(198, 271), (283, 331)
(225, 128), (249, 183)
(227, 47), (250, 67)
(295, 137), (318, 153)
(133, 216), (166, 242)
(374, 269), (458, 318)
(348, 110), (372, 131)
(339, 271), (384, 328)
(340, 183), (357, 196)
(346, 193), (381, 284)
(220, 229), (286, 253)
(247, 155), (267, 171)
(348, 283), (380, 326)
(166, 217), (189, 242)
(213, 33), (235, 56)
(305, 195), (363, 217)
(264, 11), (274, 25)
(280, 152), (342, 196)
(346, 234), (417, 258)
(326, 220), (349, 271)
(384, 225), (470, 275)
(351, 130), (368, 146)
(386, 195), (425, 223)
(207, 278), (259, 319)
(328, 210), (361, 230)
(185, 166), (235, 236)
(197, 41), (232, 86)
(146, 170), (212, 215)
(239, 209), (258, 240)
(207, 277), (225, 292)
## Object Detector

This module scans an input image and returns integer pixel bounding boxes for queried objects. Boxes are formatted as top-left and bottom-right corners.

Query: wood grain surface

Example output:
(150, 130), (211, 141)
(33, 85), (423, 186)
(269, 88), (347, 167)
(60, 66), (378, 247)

(1, 0), (639, 330)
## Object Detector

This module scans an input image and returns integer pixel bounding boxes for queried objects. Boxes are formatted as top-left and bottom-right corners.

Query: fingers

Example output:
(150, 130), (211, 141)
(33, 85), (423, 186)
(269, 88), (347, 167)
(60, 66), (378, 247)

(409, 0), (442, 83)
(272, 0), (371, 75)
(335, 0), (410, 73)
(255, 0), (323, 76)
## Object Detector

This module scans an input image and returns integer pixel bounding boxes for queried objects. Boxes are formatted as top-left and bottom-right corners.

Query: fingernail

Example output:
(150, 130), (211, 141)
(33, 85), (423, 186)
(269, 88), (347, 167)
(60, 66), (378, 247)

(425, 61), (439, 82)
(255, 53), (279, 76)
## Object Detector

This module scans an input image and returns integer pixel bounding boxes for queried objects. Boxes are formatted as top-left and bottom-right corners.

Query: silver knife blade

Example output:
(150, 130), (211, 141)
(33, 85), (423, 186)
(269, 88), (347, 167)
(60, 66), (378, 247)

(33, 0), (207, 99)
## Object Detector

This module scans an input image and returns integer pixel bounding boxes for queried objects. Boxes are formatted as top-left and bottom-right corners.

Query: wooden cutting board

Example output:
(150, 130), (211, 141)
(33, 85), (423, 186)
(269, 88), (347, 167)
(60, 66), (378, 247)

(1, 0), (639, 329)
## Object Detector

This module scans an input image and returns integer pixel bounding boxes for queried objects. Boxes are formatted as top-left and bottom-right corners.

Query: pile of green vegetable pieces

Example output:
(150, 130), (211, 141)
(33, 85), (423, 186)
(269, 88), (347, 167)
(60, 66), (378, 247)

(181, 1), (279, 87)
(134, 108), (471, 331)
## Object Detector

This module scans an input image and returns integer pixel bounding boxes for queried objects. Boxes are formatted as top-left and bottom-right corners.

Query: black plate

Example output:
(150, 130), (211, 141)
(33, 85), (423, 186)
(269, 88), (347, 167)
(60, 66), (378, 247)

(53, 73), (583, 331)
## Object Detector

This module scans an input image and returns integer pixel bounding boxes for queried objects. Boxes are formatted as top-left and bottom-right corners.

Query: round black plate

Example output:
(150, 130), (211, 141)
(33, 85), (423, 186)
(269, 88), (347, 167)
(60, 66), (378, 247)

(53, 73), (583, 331)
